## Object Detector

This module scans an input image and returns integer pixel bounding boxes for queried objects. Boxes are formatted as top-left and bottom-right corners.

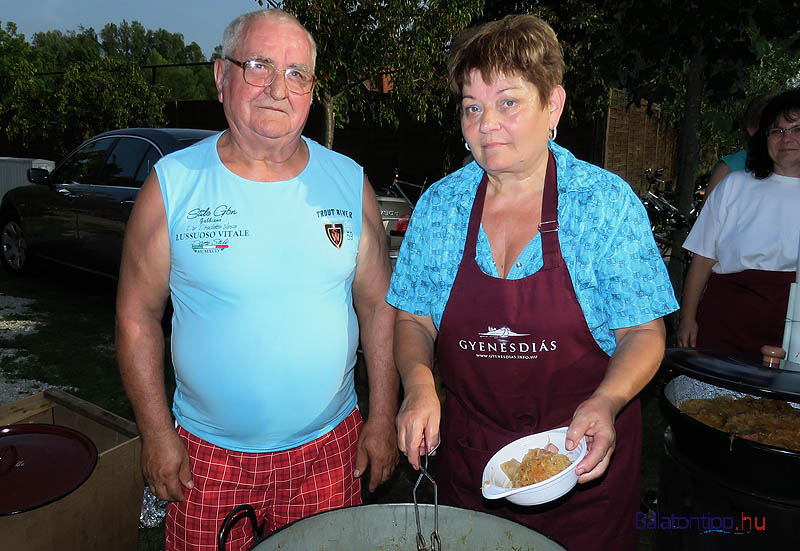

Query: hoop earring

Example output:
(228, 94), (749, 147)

(549, 127), (557, 141)
(464, 141), (471, 151)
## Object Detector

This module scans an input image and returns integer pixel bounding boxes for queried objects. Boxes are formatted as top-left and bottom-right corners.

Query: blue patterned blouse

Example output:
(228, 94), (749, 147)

(386, 142), (679, 355)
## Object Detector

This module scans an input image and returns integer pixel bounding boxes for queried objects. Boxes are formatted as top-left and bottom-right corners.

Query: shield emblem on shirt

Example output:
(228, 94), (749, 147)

(325, 223), (344, 249)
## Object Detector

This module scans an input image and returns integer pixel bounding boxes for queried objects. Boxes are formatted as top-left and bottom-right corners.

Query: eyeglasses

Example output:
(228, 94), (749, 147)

(225, 57), (315, 95)
(766, 125), (800, 139)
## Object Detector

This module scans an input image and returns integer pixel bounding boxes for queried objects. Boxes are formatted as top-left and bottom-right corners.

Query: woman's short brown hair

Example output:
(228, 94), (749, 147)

(447, 14), (564, 105)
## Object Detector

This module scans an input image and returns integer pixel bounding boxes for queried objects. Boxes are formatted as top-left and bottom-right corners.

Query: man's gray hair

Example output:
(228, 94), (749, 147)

(222, 9), (317, 71)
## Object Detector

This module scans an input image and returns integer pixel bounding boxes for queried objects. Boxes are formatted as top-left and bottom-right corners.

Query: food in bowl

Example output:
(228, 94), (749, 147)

(679, 395), (800, 451)
(481, 427), (587, 506)
(501, 444), (572, 487)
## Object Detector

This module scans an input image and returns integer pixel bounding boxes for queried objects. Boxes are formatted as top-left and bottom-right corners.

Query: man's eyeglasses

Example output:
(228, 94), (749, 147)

(225, 57), (315, 95)
(766, 125), (800, 139)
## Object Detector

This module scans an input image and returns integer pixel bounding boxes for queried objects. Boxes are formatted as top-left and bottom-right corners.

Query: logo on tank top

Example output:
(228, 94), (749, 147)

(175, 204), (249, 254)
(457, 325), (558, 360)
(325, 223), (344, 249)
(316, 208), (355, 248)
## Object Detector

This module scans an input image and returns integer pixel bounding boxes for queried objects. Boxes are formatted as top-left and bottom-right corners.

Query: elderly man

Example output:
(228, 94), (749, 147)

(116, 9), (398, 551)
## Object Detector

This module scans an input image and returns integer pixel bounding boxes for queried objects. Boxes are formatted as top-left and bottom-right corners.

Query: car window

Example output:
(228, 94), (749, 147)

(52, 137), (117, 185)
(133, 146), (161, 187)
(100, 138), (154, 187)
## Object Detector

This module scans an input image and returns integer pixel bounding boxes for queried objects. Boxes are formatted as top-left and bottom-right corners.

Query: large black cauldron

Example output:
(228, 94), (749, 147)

(656, 349), (800, 550)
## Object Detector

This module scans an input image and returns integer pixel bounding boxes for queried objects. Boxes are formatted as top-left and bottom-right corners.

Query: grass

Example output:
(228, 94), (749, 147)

(1, 262), (670, 550)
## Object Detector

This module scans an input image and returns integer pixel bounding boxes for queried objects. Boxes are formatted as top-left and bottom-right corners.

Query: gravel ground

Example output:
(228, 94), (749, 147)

(0, 293), (63, 406)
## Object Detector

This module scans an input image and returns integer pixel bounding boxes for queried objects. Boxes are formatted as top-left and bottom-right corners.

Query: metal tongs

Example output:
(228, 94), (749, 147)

(412, 436), (441, 551)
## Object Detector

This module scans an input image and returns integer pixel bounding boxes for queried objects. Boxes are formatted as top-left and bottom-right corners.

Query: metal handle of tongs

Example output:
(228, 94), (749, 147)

(413, 437), (441, 551)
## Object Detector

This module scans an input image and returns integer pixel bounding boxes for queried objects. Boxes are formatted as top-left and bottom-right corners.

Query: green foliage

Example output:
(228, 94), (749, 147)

(0, 22), (34, 133)
(483, 0), (615, 120)
(7, 58), (167, 158)
(1, 18), (219, 157)
(100, 21), (208, 65)
(260, 0), (484, 148)
(146, 50), (216, 100)
(32, 27), (103, 71)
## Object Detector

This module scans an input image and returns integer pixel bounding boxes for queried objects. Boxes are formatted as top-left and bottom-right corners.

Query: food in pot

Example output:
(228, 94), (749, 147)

(679, 395), (800, 451)
(501, 443), (572, 487)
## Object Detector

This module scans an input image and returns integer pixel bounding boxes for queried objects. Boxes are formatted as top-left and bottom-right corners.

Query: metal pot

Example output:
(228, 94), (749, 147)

(222, 503), (565, 551)
(661, 373), (800, 500)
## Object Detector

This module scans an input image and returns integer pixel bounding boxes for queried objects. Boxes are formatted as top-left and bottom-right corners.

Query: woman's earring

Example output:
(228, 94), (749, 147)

(549, 127), (557, 141)
(464, 141), (471, 151)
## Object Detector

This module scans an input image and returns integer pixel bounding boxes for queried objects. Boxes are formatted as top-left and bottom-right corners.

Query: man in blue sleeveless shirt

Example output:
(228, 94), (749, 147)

(116, 9), (398, 550)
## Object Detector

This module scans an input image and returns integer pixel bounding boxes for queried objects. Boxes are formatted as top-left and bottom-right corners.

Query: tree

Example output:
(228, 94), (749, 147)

(101, 21), (215, 100)
(258, 0), (484, 149)
(481, 1), (617, 121)
(100, 20), (151, 64)
(483, 0), (800, 297)
(32, 27), (102, 71)
(6, 58), (167, 158)
(146, 49), (215, 100)
(606, 0), (799, 295)
(0, 22), (34, 123)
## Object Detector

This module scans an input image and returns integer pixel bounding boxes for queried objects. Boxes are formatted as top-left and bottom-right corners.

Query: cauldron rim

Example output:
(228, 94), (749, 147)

(663, 348), (800, 402)
(253, 503), (567, 550)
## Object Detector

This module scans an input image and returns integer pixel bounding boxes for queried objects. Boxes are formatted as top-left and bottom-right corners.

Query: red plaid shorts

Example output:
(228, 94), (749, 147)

(165, 408), (363, 551)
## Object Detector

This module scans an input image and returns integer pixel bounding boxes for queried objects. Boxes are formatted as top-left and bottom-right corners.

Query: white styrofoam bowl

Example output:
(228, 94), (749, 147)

(481, 427), (587, 506)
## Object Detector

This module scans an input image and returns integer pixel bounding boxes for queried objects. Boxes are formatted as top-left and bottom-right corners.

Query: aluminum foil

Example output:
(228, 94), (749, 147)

(140, 485), (167, 528)
(664, 375), (800, 408)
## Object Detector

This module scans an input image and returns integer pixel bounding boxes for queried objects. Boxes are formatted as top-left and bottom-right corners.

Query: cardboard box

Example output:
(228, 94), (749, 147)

(0, 389), (143, 551)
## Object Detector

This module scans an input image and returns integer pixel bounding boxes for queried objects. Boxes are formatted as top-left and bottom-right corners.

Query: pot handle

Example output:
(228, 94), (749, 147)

(217, 504), (264, 551)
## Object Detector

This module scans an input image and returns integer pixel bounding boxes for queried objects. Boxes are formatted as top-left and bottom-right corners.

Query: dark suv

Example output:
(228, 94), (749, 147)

(0, 128), (216, 276)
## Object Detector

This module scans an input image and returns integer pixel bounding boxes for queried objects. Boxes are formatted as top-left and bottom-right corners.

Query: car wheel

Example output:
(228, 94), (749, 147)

(1, 214), (30, 273)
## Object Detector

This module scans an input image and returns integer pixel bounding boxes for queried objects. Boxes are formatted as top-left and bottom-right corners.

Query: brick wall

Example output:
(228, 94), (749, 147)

(604, 88), (678, 195)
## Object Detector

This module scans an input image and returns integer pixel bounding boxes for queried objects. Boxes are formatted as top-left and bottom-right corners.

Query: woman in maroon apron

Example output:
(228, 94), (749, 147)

(678, 90), (800, 363)
(388, 15), (673, 551)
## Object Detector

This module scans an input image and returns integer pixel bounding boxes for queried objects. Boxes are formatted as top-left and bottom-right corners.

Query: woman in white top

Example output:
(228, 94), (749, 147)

(678, 88), (800, 362)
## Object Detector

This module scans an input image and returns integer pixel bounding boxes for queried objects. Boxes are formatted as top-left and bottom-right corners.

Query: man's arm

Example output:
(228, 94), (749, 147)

(351, 176), (399, 492)
(116, 171), (192, 502)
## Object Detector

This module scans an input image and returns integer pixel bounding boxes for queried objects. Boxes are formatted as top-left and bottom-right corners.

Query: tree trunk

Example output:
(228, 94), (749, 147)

(322, 90), (336, 150)
(668, 46), (707, 301)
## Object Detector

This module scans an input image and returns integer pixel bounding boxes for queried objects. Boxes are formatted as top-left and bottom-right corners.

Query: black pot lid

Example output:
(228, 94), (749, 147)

(663, 348), (800, 402)
(0, 423), (98, 516)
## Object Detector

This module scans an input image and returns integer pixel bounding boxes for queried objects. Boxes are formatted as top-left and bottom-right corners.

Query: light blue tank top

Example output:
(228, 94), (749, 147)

(155, 133), (362, 452)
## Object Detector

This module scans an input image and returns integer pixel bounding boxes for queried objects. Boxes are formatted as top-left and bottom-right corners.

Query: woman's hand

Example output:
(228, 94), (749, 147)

(566, 318), (666, 484)
(676, 316), (699, 347)
(565, 394), (617, 483)
(676, 254), (716, 348)
(396, 381), (441, 471)
(394, 310), (440, 470)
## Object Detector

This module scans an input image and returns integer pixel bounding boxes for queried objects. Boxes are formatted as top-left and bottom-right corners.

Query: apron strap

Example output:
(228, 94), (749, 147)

(463, 172), (488, 253)
(463, 150), (562, 270)
(540, 150), (561, 270)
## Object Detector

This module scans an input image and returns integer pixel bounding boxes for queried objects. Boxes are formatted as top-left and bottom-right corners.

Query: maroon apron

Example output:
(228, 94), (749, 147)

(435, 154), (641, 550)
(696, 270), (794, 363)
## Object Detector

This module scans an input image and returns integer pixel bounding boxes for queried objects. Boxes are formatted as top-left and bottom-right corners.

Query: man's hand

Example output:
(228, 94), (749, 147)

(353, 414), (399, 492)
(141, 429), (194, 502)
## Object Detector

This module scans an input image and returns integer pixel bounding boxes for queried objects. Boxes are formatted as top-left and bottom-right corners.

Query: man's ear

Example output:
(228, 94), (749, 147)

(213, 58), (226, 104)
